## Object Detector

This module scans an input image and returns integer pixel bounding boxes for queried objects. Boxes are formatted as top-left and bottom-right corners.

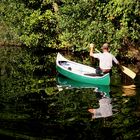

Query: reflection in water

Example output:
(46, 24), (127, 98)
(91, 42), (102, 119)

(0, 49), (140, 139)
(88, 92), (112, 119)
(122, 84), (136, 96)
(56, 74), (110, 94)
(56, 74), (113, 119)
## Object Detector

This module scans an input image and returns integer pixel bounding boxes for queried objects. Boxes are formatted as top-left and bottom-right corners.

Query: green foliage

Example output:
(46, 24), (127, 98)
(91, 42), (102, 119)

(20, 9), (59, 48)
(0, 0), (30, 44)
(59, 0), (140, 54)
(19, 0), (60, 48)
(103, 0), (140, 51)
(1, 0), (139, 57)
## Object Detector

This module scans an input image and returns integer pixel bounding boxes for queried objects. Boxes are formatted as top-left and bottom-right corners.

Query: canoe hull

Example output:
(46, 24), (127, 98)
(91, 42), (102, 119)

(56, 53), (110, 85)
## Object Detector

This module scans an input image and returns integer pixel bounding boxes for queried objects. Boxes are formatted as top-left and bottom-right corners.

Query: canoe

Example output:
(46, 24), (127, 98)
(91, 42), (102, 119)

(56, 53), (110, 85)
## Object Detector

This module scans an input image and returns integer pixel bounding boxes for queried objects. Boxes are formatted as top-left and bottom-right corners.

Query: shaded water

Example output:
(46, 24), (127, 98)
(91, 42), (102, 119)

(0, 51), (140, 140)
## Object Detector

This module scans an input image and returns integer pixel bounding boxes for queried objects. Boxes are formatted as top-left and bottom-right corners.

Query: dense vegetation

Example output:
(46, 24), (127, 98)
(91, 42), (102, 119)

(1, 0), (140, 56)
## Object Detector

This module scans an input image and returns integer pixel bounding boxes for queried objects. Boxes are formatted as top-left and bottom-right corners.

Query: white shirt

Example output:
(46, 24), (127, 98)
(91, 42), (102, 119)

(92, 52), (119, 69)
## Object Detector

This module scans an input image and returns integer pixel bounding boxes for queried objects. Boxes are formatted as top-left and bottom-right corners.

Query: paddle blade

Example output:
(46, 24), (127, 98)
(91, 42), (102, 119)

(120, 65), (136, 79)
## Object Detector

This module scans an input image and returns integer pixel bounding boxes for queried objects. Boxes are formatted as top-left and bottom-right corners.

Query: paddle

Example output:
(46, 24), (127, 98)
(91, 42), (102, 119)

(91, 47), (136, 79)
(119, 65), (136, 79)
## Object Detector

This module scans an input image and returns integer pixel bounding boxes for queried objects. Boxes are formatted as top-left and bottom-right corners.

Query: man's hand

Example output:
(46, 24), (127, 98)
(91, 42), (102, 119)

(90, 43), (95, 48)
(89, 43), (95, 56)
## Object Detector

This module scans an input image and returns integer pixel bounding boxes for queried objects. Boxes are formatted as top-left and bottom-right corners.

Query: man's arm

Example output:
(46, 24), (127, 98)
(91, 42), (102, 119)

(112, 56), (120, 65)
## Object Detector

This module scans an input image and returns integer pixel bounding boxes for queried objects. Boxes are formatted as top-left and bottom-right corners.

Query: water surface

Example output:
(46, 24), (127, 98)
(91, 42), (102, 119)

(0, 51), (140, 140)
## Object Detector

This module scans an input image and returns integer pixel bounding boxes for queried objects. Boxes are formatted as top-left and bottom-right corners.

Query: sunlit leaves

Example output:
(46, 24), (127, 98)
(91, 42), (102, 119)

(1, 0), (30, 43)
(59, 0), (140, 55)
(103, 0), (140, 46)
(19, 1), (60, 48)
(1, 0), (140, 59)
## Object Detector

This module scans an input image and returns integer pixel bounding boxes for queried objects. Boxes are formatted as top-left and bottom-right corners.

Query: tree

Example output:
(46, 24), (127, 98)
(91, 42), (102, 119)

(0, 0), (29, 45)
(20, 0), (61, 48)
(59, 0), (140, 55)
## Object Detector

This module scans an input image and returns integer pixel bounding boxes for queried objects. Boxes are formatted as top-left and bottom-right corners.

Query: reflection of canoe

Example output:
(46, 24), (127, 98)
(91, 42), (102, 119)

(57, 74), (113, 118)
(56, 53), (110, 85)
(56, 74), (110, 96)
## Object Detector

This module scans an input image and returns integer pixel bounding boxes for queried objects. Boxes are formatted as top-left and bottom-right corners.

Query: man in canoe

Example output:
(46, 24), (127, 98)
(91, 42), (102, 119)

(90, 43), (119, 75)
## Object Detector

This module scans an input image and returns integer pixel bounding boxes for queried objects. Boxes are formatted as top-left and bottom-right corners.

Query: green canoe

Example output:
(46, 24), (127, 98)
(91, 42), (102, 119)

(56, 53), (110, 85)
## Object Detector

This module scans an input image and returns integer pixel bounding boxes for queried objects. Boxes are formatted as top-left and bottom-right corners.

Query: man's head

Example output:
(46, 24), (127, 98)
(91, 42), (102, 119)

(101, 43), (109, 51)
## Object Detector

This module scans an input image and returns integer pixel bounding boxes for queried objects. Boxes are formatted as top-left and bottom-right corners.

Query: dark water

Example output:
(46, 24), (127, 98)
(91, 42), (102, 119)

(0, 51), (140, 140)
